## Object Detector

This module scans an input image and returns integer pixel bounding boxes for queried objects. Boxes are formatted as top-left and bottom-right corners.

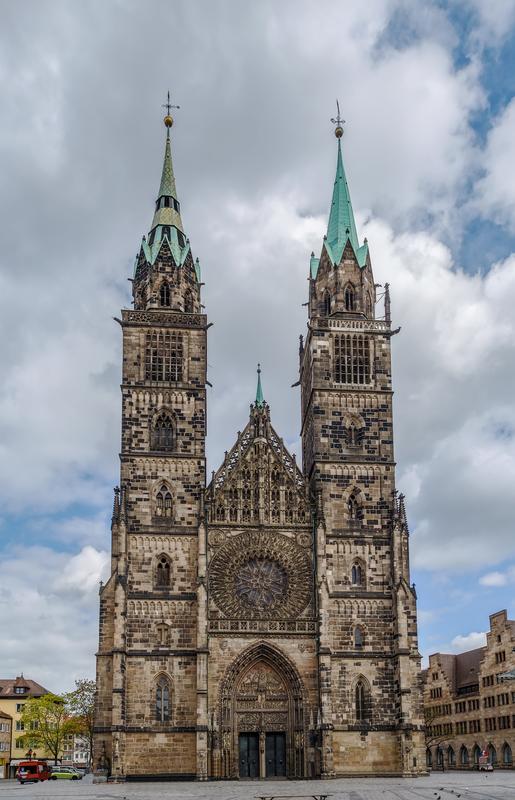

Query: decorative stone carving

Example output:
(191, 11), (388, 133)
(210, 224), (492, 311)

(209, 531), (312, 619)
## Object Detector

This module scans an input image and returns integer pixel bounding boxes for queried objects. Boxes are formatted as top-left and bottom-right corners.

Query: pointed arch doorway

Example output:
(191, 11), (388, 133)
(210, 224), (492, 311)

(218, 643), (307, 779)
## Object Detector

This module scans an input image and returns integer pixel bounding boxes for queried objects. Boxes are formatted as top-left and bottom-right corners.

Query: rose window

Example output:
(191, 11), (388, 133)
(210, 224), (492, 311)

(235, 558), (287, 610)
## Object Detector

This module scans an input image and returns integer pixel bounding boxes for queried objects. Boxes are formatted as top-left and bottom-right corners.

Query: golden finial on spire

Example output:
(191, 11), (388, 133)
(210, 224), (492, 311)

(331, 99), (345, 139)
(162, 90), (180, 129)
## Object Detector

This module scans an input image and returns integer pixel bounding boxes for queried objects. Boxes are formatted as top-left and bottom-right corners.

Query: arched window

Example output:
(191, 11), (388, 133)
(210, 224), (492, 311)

(344, 284), (355, 311)
(355, 680), (368, 722)
(156, 556), (170, 588)
(473, 744), (481, 765)
(156, 485), (173, 518)
(348, 493), (361, 522)
(354, 627), (364, 648)
(447, 746), (455, 767)
(460, 745), (469, 766)
(351, 563), (363, 586)
(216, 505), (225, 522)
(155, 676), (170, 722)
(503, 742), (512, 765)
(160, 281), (171, 307)
(489, 744), (497, 765)
(426, 749), (432, 768)
(323, 291), (331, 316)
(229, 506), (237, 522)
(184, 289), (193, 313)
(366, 292), (372, 318)
(437, 746), (443, 768)
(152, 413), (174, 451)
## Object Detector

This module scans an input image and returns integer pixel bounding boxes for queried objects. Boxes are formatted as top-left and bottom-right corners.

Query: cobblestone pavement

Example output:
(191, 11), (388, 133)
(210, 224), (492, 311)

(0, 772), (514, 800)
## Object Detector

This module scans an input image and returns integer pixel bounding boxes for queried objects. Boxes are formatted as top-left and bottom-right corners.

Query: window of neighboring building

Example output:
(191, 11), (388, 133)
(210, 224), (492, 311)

(503, 743), (513, 765)
(15, 738), (24, 748)
(15, 721), (24, 731)
(447, 746), (455, 767)
(16, 703), (25, 713)
(460, 745), (469, 766)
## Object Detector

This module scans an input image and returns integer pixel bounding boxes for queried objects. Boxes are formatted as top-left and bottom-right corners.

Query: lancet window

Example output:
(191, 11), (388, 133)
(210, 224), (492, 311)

(160, 281), (171, 307)
(156, 485), (173, 518)
(151, 412), (175, 451)
(155, 676), (170, 722)
(145, 331), (183, 382)
(334, 334), (370, 385)
(347, 492), (361, 522)
(351, 562), (363, 586)
(354, 627), (364, 648)
(355, 679), (369, 722)
(323, 291), (331, 316)
(344, 284), (355, 311)
(155, 556), (171, 588)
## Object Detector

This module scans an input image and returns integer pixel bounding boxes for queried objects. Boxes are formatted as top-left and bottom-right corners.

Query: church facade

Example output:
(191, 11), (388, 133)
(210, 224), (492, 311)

(93, 111), (425, 780)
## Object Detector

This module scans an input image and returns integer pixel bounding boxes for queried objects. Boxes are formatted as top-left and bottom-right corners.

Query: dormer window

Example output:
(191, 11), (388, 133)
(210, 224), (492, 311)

(14, 687), (27, 695)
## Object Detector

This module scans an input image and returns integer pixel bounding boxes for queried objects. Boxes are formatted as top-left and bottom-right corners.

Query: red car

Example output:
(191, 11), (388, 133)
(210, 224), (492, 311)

(16, 760), (51, 783)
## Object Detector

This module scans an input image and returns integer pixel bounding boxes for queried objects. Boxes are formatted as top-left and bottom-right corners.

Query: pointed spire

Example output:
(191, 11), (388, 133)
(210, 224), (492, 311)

(150, 119), (185, 236)
(326, 136), (359, 262)
(255, 363), (264, 407)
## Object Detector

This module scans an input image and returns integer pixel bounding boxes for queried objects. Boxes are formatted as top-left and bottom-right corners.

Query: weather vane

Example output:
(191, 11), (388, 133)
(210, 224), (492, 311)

(162, 90), (180, 129)
(331, 99), (345, 139)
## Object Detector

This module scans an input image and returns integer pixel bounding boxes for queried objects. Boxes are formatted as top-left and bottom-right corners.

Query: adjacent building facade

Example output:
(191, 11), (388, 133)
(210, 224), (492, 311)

(423, 610), (515, 770)
(94, 112), (425, 780)
(0, 676), (49, 777)
(0, 711), (12, 779)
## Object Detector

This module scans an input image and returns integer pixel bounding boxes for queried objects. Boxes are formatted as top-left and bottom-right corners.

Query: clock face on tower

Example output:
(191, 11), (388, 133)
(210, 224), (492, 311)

(209, 531), (312, 620)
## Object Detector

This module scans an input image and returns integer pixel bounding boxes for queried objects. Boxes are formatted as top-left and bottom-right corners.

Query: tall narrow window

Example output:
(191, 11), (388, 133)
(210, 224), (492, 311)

(156, 556), (171, 588)
(447, 746), (455, 767)
(160, 282), (171, 307)
(155, 676), (170, 722)
(460, 745), (469, 766)
(355, 680), (367, 722)
(145, 332), (183, 382)
(473, 745), (481, 765)
(503, 743), (512, 765)
(344, 284), (355, 311)
(351, 563), (363, 586)
(489, 744), (497, 765)
(157, 624), (169, 646)
(354, 627), (364, 648)
(348, 493), (360, 521)
(323, 291), (331, 316)
(156, 485), (173, 518)
(334, 335), (370, 384)
(184, 289), (193, 313)
(152, 413), (174, 451)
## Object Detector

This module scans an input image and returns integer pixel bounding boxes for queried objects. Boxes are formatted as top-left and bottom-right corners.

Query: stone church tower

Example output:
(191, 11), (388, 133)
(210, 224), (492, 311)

(93, 111), (425, 780)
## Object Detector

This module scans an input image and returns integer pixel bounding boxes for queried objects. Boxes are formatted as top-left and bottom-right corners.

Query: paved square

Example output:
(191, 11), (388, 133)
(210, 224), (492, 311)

(1, 772), (515, 800)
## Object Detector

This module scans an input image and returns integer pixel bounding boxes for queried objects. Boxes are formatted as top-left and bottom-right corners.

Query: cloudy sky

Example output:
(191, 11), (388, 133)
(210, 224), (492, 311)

(1, 0), (515, 691)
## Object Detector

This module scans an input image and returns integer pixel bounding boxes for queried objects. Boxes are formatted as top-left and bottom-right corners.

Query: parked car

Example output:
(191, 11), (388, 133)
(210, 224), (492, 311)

(50, 765), (82, 780)
(16, 761), (51, 783)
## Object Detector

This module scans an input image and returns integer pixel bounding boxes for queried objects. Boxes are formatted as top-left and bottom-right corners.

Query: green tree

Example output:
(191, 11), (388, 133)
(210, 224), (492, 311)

(20, 693), (74, 764)
(65, 679), (96, 767)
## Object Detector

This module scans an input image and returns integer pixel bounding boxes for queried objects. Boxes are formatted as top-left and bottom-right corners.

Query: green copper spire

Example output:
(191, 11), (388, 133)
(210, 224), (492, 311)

(255, 363), (264, 407)
(326, 137), (359, 263)
(150, 125), (184, 235)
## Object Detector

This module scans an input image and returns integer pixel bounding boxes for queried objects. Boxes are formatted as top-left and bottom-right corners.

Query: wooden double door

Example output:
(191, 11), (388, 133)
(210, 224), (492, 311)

(239, 732), (286, 778)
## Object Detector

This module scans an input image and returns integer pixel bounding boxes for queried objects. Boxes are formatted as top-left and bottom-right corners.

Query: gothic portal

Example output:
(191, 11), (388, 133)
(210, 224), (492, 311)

(93, 111), (426, 780)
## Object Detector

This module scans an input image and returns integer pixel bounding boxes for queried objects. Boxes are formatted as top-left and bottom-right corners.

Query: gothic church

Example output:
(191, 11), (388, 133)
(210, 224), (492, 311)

(93, 110), (425, 780)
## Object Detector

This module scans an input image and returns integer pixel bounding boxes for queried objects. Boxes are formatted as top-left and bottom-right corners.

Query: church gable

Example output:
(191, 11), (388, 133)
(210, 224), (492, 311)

(206, 403), (310, 527)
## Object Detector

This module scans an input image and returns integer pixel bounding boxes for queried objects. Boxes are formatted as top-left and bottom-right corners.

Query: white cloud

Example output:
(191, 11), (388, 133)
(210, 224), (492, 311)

(54, 545), (109, 594)
(480, 571), (508, 587)
(0, 544), (109, 691)
(475, 98), (515, 232)
(451, 631), (487, 651)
